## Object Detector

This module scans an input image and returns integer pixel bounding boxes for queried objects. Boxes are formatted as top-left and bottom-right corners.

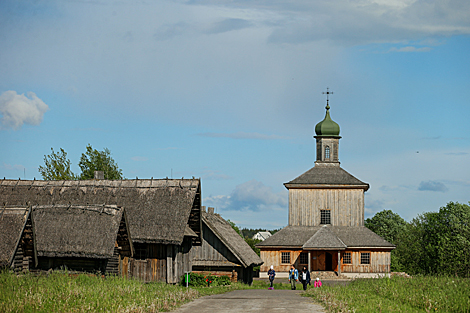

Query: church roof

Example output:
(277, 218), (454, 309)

(302, 225), (347, 250)
(284, 165), (369, 190)
(256, 225), (394, 249)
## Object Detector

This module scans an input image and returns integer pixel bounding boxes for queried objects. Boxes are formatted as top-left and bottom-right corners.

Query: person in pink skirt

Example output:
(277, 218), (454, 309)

(314, 277), (322, 288)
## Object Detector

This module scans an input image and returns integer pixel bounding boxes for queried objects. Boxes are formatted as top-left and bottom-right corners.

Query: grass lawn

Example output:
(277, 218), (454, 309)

(303, 275), (470, 313)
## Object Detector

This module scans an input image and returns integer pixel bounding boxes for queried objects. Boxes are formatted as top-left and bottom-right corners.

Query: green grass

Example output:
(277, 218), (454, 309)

(0, 271), (254, 313)
(303, 275), (470, 313)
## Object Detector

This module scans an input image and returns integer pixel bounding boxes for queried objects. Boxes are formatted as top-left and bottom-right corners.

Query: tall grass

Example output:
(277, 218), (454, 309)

(0, 270), (252, 312)
(304, 275), (470, 313)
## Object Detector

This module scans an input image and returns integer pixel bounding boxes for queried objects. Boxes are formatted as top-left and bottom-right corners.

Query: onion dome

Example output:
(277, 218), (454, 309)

(315, 103), (340, 137)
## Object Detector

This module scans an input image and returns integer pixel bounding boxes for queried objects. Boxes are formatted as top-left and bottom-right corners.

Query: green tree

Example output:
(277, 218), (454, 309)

(78, 144), (123, 180)
(227, 219), (243, 238)
(38, 148), (76, 180)
(365, 209), (408, 271)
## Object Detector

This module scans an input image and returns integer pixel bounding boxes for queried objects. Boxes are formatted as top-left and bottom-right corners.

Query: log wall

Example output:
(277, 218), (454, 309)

(288, 189), (364, 226)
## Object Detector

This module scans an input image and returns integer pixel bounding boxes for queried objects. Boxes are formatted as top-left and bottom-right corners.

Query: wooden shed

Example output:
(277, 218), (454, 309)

(1, 204), (132, 274)
(0, 178), (202, 283)
(191, 208), (263, 284)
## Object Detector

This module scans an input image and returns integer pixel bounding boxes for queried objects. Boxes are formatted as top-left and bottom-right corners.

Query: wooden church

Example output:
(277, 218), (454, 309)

(257, 93), (394, 278)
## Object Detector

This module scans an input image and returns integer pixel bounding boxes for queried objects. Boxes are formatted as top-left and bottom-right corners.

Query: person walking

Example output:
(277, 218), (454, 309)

(288, 265), (299, 290)
(300, 266), (311, 291)
(267, 265), (276, 289)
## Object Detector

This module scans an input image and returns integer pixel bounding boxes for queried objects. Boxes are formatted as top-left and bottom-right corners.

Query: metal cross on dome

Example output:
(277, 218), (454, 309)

(322, 87), (334, 110)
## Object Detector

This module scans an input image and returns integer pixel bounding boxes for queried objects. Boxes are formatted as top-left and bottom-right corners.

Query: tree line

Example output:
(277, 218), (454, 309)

(38, 144), (123, 180)
(366, 202), (470, 277)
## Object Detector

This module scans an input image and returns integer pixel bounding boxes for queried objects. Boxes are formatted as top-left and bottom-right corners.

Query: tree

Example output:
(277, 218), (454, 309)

(365, 210), (408, 271)
(78, 144), (123, 180)
(227, 219), (243, 238)
(38, 148), (76, 180)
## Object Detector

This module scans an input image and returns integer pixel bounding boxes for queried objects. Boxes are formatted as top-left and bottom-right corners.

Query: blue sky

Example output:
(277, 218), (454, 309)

(1, 0), (469, 229)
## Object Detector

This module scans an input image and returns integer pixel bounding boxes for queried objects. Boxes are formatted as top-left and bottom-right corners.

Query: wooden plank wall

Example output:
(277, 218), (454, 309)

(261, 249), (391, 274)
(191, 223), (239, 265)
(341, 250), (390, 273)
(120, 240), (193, 283)
(288, 189), (364, 226)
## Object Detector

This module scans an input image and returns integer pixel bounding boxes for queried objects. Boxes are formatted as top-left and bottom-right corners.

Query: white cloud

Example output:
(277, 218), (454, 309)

(0, 91), (49, 130)
(388, 46), (432, 52)
(204, 179), (287, 211)
(2, 163), (24, 171)
(418, 180), (448, 192)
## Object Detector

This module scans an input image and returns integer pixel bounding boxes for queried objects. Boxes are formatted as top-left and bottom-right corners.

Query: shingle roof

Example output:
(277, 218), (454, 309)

(202, 211), (263, 267)
(31, 204), (126, 259)
(284, 165), (369, 190)
(0, 179), (200, 245)
(303, 225), (347, 250)
(0, 207), (29, 267)
(256, 226), (394, 249)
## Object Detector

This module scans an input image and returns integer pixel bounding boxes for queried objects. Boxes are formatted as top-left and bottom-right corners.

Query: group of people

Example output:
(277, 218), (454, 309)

(267, 265), (322, 290)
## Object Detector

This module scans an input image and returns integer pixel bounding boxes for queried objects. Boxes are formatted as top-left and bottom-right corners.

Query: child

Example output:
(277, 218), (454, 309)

(314, 277), (322, 288)
(268, 265), (276, 290)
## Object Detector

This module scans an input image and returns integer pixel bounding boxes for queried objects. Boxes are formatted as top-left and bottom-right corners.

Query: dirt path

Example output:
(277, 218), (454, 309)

(172, 289), (325, 312)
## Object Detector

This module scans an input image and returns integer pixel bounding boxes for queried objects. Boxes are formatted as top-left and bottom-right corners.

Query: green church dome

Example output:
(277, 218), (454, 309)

(315, 104), (340, 137)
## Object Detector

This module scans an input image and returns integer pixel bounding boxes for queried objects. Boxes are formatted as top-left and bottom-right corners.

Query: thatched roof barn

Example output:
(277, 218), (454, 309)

(191, 208), (263, 284)
(0, 178), (201, 282)
(0, 207), (29, 268)
(32, 204), (132, 260)
(0, 178), (202, 245)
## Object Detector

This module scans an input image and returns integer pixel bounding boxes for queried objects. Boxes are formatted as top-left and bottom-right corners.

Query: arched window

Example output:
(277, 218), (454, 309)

(325, 146), (330, 159)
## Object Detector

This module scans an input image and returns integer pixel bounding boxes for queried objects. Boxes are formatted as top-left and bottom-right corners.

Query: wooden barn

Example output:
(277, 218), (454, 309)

(0, 178), (202, 283)
(1, 204), (132, 274)
(0, 207), (30, 270)
(191, 207), (263, 284)
(257, 99), (394, 278)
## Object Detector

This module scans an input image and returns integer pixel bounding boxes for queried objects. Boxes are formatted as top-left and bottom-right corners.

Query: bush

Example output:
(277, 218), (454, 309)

(180, 272), (231, 287)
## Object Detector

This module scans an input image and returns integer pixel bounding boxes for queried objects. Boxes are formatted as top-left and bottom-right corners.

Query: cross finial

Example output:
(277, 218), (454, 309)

(322, 87), (334, 110)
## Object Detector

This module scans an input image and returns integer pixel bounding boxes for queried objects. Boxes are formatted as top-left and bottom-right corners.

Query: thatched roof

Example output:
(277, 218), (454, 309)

(202, 211), (263, 267)
(256, 225), (394, 249)
(0, 178), (200, 245)
(31, 204), (127, 259)
(0, 207), (29, 267)
(284, 165), (369, 190)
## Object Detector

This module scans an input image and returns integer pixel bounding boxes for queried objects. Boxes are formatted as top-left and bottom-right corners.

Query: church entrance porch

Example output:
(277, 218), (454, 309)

(310, 250), (339, 272)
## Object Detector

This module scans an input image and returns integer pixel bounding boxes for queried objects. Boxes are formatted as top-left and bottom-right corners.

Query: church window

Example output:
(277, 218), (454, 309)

(325, 146), (330, 159)
(299, 252), (308, 265)
(361, 252), (370, 265)
(281, 252), (291, 264)
(343, 252), (351, 264)
(320, 210), (331, 224)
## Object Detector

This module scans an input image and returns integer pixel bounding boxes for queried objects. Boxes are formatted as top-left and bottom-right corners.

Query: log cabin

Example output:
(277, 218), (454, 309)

(191, 207), (263, 284)
(256, 97), (394, 278)
(0, 178), (202, 283)
(0, 204), (132, 274)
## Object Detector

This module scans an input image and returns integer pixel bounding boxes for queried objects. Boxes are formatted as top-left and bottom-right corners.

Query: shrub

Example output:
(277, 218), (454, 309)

(180, 272), (231, 287)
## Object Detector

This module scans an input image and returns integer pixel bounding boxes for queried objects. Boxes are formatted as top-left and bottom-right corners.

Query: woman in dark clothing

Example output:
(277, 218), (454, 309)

(268, 265), (276, 289)
(300, 266), (311, 290)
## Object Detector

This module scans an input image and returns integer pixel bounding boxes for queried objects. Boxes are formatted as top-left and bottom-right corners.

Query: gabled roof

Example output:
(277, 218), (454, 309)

(256, 225), (394, 249)
(31, 204), (128, 259)
(202, 211), (263, 267)
(303, 225), (347, 250)
(0, 179), (200, 245)
(284, 165), (369, 190)
(0, 207), (29, 267)
(253, 231), (272, 241)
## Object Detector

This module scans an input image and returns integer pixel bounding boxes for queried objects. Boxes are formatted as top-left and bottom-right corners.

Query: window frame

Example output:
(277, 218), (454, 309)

(343, 252), (352, 264)
(360, 252), (371, 265)
(325, 146), (330, 159)
(320, 209), (331, 225)
(281, 251), (291, 265)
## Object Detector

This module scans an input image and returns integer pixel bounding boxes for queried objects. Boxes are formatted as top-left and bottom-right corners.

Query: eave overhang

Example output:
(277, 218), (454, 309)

(284, 183), (370, 191)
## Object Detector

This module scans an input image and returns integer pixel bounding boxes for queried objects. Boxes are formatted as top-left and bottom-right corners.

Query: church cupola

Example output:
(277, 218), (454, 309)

(314, 88), (341, 165)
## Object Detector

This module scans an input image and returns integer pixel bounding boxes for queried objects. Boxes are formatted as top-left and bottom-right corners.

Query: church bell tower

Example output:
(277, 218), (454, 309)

(314, 88), (341, 166)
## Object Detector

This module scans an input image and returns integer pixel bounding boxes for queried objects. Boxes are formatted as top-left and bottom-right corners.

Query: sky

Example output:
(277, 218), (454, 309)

(1, 0), (469, 229)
